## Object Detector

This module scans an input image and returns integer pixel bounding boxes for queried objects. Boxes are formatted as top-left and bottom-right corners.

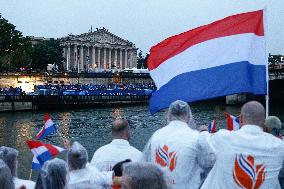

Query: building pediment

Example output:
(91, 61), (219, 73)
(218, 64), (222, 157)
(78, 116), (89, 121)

(61, 28), (135, 47)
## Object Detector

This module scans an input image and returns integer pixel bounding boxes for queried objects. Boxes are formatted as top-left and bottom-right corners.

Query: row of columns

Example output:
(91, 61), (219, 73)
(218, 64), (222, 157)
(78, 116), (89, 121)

(65, 44), (132, 73)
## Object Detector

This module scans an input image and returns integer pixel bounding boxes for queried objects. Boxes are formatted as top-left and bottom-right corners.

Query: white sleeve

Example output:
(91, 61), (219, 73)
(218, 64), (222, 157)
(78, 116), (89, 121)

(141, 135), (153, 162)
(196, 131), (216, 169)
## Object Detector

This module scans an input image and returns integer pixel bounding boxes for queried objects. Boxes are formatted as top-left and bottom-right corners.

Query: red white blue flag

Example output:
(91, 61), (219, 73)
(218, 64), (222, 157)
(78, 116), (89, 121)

(208, 119), (217, 133)
(147, 10), (266, 114)
(225, 113), (240, 131)
(26, 140), (64, 169)
(36, 113), (57, 140)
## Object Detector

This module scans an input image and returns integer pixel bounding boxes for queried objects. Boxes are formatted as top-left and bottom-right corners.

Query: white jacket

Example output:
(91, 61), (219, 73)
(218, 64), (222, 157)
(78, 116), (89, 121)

(14, 177), (35, 189)
(90, 139), (141, 171)
(69, 164), (113, 189)
(141, 120), (206, 189)
(201, 125), (284, 189)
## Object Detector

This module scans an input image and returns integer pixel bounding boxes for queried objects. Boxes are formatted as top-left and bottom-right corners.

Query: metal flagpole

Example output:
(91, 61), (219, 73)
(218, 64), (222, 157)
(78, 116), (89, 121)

(264, 6), (269, 118)
(29, 169), (33, 180)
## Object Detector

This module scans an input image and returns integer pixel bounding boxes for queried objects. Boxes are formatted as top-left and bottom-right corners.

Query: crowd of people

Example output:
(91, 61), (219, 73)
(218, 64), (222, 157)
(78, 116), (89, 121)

(1, 100), (284, 189)
(34, 83), (156, 96)
(0, 87), (24, 96)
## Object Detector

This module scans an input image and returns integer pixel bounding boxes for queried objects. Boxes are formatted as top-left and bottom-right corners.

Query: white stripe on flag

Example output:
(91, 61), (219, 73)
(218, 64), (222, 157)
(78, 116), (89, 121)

(31, 146), (48, 156)
(150, 33), (265, 89)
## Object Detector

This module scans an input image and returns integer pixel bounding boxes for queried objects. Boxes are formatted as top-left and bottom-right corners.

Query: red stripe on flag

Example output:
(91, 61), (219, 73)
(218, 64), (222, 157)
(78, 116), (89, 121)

(26, 140), (60, 157)
(147, 10), (263, 71)
(225, 113), (234, 131)
(44, 113), (51, 123)
(43, 143), (60, 157)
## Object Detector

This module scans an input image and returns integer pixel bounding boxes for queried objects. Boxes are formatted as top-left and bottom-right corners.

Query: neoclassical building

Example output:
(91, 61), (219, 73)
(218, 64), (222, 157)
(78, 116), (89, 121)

(60, 28), (138, 72)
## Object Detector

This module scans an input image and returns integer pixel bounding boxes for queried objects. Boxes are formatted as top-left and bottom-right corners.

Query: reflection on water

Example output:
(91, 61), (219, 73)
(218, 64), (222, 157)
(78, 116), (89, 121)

(0, 103), (283, 180)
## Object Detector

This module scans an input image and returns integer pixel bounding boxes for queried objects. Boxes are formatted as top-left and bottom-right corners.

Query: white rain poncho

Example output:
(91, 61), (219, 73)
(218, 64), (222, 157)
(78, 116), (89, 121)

(67, 142), (113, 189)
(142, 120), (205, 189)
(200, 125), (284, 189)
(0, 146), (35, 189)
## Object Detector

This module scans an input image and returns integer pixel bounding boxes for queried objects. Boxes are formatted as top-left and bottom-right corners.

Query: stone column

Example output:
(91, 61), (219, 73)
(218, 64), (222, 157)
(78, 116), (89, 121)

(103, 48), (106, 70)
(119, 49), (123, 70)
(67, 45), (71, 71)
(80, 45), (84, 73)
(97, 48), (101, 70)
(74, 44), (78, 72)
(124, 49), (128, 69)
(114, 48), (118, 69)
(92, 46), (96, 68)
(108, 48), (112, 70)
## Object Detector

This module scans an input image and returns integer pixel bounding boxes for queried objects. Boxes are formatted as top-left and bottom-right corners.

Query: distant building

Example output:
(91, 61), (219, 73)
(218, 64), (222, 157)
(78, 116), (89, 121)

(60, 27), (138, 73)
(28, 36), (53, 46)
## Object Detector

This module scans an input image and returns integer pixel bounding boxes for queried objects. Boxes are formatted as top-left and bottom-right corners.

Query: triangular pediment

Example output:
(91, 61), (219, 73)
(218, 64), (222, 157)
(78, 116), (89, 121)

(63, 28), (134, 47)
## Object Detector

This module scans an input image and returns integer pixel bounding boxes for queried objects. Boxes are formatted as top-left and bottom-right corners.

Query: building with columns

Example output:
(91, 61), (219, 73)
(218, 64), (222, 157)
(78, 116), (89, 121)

(60, 28), (138, 73)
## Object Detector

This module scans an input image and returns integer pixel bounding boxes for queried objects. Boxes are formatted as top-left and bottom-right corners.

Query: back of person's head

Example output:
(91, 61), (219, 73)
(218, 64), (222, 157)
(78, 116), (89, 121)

(240, 101), (265, 127)
(0, 159), (15, 189)
(36, 158), (68, 189)
(0, 146), (19, 177)
(112, 118), (130, 140)
(265, 116), (282, 137)
(122, 162), (167, 189)
(67, 141), (88, 171)
(167, 100), (191, 123)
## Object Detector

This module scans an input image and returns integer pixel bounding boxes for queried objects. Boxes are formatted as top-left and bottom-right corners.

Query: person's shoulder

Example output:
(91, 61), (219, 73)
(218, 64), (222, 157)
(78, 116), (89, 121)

(14, 178), (35, 189)
(93, 143), (113, 154)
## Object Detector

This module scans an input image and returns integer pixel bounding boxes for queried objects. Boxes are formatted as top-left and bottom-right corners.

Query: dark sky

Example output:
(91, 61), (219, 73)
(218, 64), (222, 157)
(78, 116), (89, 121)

(0, 0), (283, 54)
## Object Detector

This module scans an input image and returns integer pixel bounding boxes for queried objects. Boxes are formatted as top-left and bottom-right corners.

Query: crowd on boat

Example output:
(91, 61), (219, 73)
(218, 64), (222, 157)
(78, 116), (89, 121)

(1, 100), (284, 189)
(0, 83), (156, 96)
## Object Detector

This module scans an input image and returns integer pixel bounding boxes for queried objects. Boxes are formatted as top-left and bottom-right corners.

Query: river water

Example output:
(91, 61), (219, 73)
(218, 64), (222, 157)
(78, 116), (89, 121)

(0, 102), (283, 180)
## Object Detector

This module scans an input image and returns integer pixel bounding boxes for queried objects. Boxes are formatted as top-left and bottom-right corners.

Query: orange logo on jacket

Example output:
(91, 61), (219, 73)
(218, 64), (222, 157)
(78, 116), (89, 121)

(233, 154), (266, 189)
(155, 145), (177, 172)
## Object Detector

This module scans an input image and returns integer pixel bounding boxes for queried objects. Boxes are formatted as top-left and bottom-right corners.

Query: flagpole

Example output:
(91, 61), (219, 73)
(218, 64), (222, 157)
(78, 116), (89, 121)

(264, 6), (269, 118)
(29, 169), (33, 180)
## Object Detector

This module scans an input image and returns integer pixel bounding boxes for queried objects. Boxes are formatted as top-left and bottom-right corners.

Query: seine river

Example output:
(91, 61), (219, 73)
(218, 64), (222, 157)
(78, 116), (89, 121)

(0, 102), (283, 180)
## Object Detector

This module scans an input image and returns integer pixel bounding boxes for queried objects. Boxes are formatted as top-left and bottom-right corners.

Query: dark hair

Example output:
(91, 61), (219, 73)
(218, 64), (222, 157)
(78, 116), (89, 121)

(112, 119), (129, 136)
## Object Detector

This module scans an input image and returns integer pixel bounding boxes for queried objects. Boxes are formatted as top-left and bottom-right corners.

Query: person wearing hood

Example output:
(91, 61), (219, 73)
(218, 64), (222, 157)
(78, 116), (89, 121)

(67, 141), (116, 189)
(141, 100), (211, 189)
(0, 146), (35, 189)
(35, 158), (68, 189)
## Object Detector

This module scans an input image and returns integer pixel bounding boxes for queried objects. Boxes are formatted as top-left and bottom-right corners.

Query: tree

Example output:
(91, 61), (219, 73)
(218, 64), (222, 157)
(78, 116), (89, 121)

(137, 50), (148, 69)
(31, 39), (65, 71)
(0, 14), (32, 71)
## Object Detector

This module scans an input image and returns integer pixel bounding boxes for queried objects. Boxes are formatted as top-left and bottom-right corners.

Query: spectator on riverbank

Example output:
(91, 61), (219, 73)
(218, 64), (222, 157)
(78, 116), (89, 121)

(0, 146), (35, 189)
(90, 119), (141, 172)
(264, 116), (282, 138)
(141, 100), (208, 189)
(200, 101), (284, 189)
(67, 141), (114, 189)
(121, 162), (167, 189)
(35, 158), (68, 189)
(0, 159), (15, 189)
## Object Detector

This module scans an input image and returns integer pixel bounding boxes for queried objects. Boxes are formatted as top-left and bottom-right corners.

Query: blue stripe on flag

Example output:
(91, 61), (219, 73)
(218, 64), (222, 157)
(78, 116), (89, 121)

(150, 61), (266, 114)
(37, 124), (57, 140)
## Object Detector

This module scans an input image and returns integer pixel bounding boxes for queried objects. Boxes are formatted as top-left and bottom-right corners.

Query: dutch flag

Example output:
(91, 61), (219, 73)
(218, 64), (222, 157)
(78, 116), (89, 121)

(208, 119), (217, 133)
(147, 10), (267, 114)
(26, 140), (65, 170)
(36, 113), (57, 140)
(225, 112), (240, 131)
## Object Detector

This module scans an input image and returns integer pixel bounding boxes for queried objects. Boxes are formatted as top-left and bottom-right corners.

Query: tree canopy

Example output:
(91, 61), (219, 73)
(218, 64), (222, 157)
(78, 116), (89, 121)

(0, 14), (64, 72)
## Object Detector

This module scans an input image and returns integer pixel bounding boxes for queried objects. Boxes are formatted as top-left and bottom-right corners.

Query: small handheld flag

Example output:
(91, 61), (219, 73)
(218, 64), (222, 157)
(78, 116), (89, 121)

(208, 119), (217, 133)
(26, 140), (65, 169)
(36, 113), (57, 140)
(225, 113), (240, 131)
